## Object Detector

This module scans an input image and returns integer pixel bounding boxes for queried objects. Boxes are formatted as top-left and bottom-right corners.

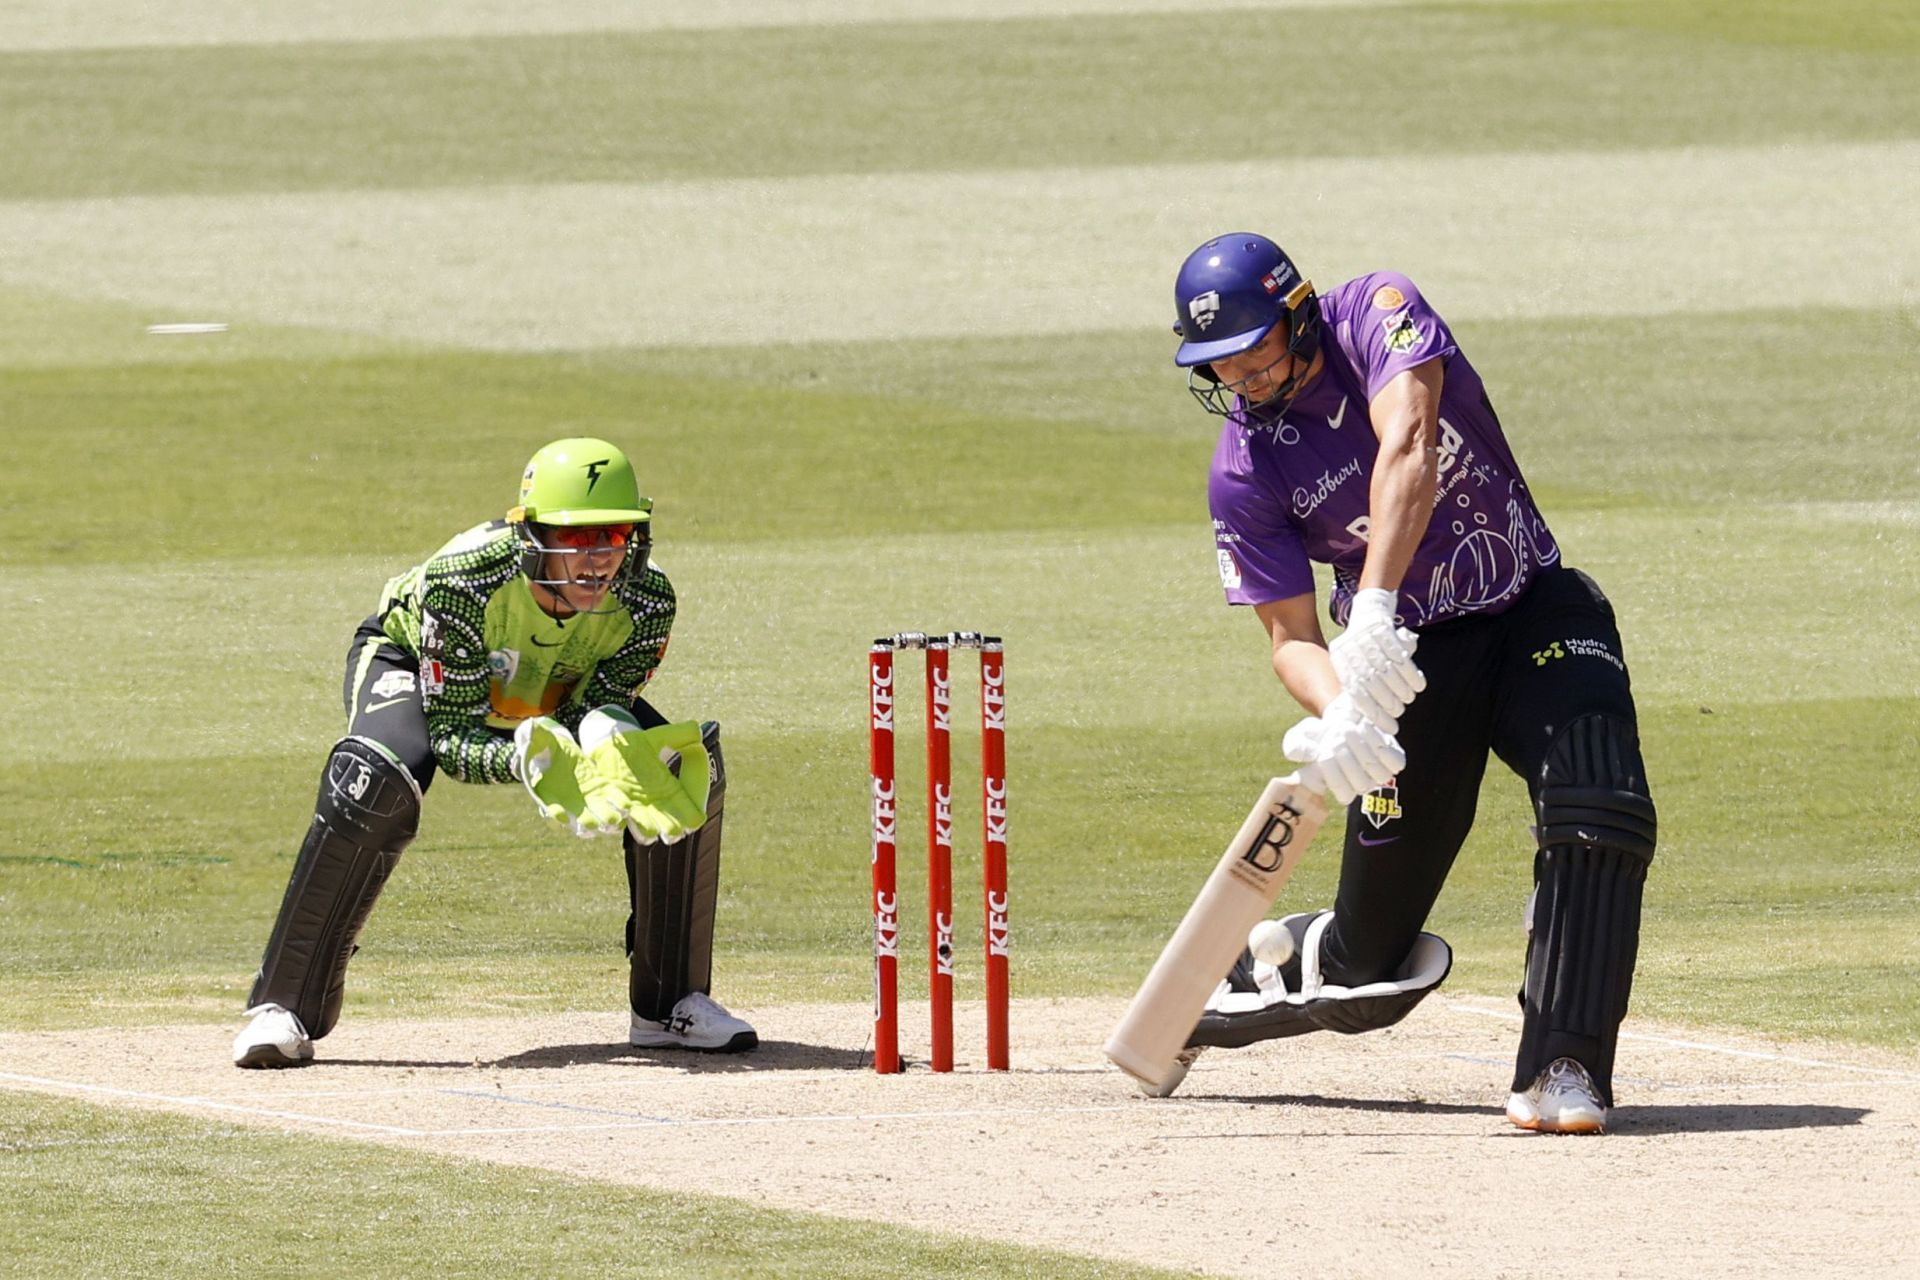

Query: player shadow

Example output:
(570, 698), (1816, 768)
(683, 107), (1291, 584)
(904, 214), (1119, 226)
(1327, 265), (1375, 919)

(1208, 1093), (1869, 1134)
(1217, 1092), (1504, 1118)
(1605, 1103), (1869, 1135)
(316, 1058), (482, 1069)
(483, 1038), (871, 1071)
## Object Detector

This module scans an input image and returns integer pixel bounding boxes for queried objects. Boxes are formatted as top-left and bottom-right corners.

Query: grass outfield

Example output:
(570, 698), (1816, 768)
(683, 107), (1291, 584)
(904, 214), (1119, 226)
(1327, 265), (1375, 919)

(1, 0), (1916, 1274)
(4, 307), (1914, 1040)
(0, 1091), (1187, 1280)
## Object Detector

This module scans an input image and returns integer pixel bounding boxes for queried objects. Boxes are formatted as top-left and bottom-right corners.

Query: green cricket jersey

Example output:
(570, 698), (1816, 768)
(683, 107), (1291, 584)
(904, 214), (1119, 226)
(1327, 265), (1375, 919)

(377, 520), (676, 784)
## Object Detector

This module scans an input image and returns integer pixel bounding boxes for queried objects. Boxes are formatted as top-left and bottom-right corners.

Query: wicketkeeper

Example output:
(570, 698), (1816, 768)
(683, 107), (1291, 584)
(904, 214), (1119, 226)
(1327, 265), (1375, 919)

(1169, 234), (1657, 1132)
(233, 438), (756, 1067)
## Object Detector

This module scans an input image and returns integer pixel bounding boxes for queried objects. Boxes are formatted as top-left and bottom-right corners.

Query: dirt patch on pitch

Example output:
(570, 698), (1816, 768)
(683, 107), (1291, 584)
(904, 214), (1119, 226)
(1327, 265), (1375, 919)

(3, 997), (1917, 1277)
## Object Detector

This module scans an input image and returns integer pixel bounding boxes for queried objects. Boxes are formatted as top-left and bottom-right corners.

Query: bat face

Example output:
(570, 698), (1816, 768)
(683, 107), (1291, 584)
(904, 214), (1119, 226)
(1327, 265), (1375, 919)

(1104, 774), (1328, 1094)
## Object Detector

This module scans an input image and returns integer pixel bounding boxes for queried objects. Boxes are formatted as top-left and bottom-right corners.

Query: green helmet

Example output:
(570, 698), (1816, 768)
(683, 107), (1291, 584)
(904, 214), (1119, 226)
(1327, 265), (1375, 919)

(510, 437), (654, 526)
(509, 438), (653, 612)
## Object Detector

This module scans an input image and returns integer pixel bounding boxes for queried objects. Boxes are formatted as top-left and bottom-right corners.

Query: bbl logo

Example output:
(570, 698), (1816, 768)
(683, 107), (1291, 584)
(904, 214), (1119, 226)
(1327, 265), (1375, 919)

(1361, 779), (1402, 830)
(1382, 308), (1422, 355)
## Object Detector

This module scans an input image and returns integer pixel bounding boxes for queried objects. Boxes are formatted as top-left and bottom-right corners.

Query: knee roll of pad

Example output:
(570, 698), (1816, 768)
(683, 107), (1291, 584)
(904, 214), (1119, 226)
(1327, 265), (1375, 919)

(1189, 911), (1453, 1050)
(322, 737), (425, 849)
(247, 737), (423, 1038)
(1537, 714), (1656, 862)
(629, 722), (726, 1021)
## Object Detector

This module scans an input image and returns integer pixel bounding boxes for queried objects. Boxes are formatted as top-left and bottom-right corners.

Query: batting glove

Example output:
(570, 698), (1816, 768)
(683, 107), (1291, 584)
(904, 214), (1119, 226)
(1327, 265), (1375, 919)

(1329, 588), (1426, 727)
(1283, 691), (1406, 806)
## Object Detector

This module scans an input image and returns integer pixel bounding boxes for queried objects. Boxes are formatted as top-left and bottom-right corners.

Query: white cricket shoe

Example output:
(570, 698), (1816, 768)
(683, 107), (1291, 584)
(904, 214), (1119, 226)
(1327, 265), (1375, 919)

(1136, 1045), (1205, 1099)
(1507, 1057), (1608, 1134)
(630, 992), (758, 1053)
(232, 1003), (314, 1069)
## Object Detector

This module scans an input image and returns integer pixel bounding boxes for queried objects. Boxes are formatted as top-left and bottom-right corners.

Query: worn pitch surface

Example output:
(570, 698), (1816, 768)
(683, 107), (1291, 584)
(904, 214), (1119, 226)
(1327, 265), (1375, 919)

(5, 999), (1916, 1277)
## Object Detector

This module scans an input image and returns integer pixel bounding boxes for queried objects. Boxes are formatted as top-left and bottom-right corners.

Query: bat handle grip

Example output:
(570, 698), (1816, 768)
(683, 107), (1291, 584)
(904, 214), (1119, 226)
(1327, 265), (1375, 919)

(1288, 764), (1326, 795)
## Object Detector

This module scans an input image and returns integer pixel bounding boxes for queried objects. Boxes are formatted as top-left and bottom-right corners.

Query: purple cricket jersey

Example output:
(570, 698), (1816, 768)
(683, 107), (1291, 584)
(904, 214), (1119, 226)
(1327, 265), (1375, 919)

(1208, 271), (1560, 629)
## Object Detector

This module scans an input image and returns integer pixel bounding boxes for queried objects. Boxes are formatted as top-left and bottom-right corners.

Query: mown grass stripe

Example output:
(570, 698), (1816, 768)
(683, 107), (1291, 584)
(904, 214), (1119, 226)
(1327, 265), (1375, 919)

(3, 140), (1913, 350)
(0, 0), (1500, 52)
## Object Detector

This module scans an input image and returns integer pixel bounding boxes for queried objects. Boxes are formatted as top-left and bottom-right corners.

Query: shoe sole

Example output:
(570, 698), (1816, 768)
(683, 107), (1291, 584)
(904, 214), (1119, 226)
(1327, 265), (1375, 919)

(233, 1044), (312, 1069)
(629, 1030), (759, 1054)
(1506, 1109), (1606, 1134)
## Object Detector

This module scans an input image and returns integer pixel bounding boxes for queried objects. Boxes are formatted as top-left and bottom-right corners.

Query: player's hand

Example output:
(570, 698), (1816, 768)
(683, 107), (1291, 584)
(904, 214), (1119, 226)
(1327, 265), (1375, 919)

(579, 707), (711, 844)
(1283, 692), (1406, 805)
(1329, 588), (1425, 726)
(512, 717), (625, 838)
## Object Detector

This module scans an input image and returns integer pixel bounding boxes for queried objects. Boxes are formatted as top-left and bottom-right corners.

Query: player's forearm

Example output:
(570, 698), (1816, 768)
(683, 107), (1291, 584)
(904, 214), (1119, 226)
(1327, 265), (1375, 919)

(1271, 637), (1343, 717)
(1357, 431), (1436, 592)
(427, 721), (517, 784)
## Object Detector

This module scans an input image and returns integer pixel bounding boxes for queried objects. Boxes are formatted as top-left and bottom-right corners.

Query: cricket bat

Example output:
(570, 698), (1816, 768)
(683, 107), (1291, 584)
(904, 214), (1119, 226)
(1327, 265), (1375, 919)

(1104, 773), (1328, 1093)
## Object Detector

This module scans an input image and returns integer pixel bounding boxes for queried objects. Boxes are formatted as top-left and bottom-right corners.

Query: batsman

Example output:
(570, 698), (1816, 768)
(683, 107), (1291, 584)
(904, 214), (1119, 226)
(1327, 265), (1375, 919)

(233, 438), (756, 1067)
(1170, 234), (1657, 1132)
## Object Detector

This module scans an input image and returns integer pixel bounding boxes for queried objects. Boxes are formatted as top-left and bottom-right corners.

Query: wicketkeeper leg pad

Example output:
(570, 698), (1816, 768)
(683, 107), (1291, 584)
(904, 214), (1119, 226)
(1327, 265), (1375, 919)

(247, 736), (422, 1039)
(1513, 714), (1657, 1107)
(627, 721), (726, 1022)
(1188, 910), (1452, 1049)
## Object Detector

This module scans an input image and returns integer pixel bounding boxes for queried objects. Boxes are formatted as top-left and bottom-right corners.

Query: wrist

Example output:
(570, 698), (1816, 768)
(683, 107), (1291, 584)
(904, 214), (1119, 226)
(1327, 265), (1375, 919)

(1347, 587), (1398, 630)
(1322, 689), (1360, 726)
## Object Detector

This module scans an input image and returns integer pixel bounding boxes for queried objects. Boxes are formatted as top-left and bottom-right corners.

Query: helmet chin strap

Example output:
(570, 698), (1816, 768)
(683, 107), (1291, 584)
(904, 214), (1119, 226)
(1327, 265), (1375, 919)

(1236, 321), (1323, 422)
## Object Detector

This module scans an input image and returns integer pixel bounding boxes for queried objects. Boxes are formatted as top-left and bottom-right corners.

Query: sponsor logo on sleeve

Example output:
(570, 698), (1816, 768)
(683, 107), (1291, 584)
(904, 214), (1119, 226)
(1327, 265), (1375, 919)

(370, 670), (415, 699)
(1382, 308), (1422, 355)
(1217, 547), (1242, 589)
(1371, 284), (1406, 311)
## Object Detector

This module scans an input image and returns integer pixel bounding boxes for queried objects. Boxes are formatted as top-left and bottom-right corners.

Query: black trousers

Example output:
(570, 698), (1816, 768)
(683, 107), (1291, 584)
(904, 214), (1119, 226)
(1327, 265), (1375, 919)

(1319, 566), (1645, 985)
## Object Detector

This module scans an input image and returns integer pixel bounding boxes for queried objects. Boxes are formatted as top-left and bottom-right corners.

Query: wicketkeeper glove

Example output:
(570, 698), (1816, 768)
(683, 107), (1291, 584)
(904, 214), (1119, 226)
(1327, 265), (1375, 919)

(1283, 691), (1406, 806)
(512, 717), (626, 838)
(578, 707), (712, 844)
(1329, 587), (1426, 727)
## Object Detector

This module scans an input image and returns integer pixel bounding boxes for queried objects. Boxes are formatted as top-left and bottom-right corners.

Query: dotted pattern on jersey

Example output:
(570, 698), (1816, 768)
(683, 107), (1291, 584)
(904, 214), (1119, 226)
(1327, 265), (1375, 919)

(399, 523), (679, 785)
(551, 566), (676, 736)
(416, 527), (524, 784)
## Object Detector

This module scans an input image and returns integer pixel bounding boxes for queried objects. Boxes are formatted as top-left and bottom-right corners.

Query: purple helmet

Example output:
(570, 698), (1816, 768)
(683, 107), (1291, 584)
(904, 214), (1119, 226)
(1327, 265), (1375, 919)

(1172, 233), (1321, 418)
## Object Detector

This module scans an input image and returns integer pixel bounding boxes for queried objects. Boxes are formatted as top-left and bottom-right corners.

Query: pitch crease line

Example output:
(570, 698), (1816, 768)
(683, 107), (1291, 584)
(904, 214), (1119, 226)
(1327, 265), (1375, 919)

(439, 1088), (674, 1122)
(0, 1071), (428, 1135)
(411, 1100), (1163, 1138)
(1445, 1006), (1920, 1082)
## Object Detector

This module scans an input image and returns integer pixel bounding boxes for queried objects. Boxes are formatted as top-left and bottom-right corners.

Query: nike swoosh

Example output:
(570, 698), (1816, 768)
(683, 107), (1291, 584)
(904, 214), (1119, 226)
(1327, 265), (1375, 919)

(363, 697), (410, 714)
(1356, 831), (1398, 847)
(531, 635), (564, 648)
(1326, 400), (1349, 431)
